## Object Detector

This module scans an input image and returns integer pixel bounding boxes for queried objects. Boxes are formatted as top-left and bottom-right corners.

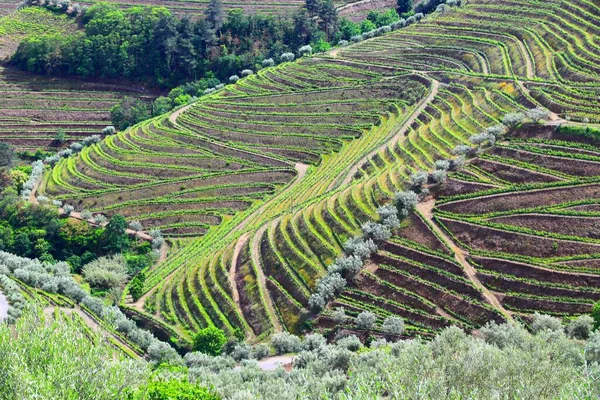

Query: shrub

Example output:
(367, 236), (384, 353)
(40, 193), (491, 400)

(303, 333), (327, 351)
(502, 112), (525, 128)
(435, 159), (450, 171)
(338, 40), (349, 46)
(479, 320), (529, 349)
(567, 315), (594, 340)
(229, 75), (239, 83)
(350, 35), (362, 42)
(299, 45), (313, 56)
(252, 343), (271, 360)
(361, 221), (391, 242)
(231, 344), (252, 362)
(147, 341), (183, 366)
(393, 190), (418, 216)
(355, 311), (376, 330)
(271, 332), (302, 355)
(410, 170), (428, 188)
(280, 52), (295, 62)
(485, 124), (506, 138)
(526, 107), (550, 123)
(429, 169), (447, 185)
(93, 214), (107, 225)
(531, 313), (563, 334)
(241, 69), (253, 77)
(449, 155), (466, 171)
(262, 58), (275, 67)
(453, 144), (472, 155)
(145, 380), (219, 400)
(382, 316), (405, 337)
(193, 326), (227, 356)
(336, 335), (362, 351)
(102, 126), (116, 135)
(129, 220), (143, 232)
(331, 307), (347, 325)
(63, 204), (74, 216)
(82, 255), (128, 291)
(81, 210), (93, 220)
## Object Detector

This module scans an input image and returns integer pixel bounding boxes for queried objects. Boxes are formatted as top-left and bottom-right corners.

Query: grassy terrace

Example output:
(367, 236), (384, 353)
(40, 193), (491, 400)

(41, 0), (600, 342)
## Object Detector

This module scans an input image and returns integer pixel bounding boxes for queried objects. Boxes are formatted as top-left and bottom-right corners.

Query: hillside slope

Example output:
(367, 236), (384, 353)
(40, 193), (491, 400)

(39, 0), (600, 342)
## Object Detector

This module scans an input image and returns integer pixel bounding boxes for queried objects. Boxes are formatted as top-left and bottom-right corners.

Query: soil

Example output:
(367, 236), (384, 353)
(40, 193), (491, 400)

(471, 158), (561, 184)
(437, 177), (498, 197)
(397, 212), (449, 253)
(489, 213), (600, 240)
(441, 217), (600, 258)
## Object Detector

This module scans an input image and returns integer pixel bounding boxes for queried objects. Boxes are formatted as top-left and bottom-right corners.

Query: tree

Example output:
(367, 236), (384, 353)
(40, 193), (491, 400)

(193, 326), (227, 355)
(331, 307), (347, 324)
(82, 255), (129, 291)
(103, 214), (128, 253)
(591, 301), (600, 330)
(531, 312), (563, 334)
(0, 143), (14, 168)
(145, 379), (219, 400)
(129, 220), (143, 232)
(54, 129), (67, 145)
(204, 0), (224, 31)
(110, 97), (151, 131)
(526, 107), (550, 123)
(567, 315), (594, 340)
(502, 112), (525, 129)
(382, 316), (405, 336)
(397, 0), (413, 15)
(271, 331), (302, 354)
(316, 0), (338, 39)
(355, 311), (376, 330)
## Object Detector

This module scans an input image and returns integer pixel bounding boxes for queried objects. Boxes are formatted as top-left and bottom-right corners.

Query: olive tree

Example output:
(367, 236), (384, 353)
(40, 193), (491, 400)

(502, 112), (525, 129)
(531, 312), (563, 334)
(567, 315), (594, 340)
(382, 316), (405, 337)
(526, 107), (550, 123)
(271, 332), (302, 354)
(129, 220), (143, 232)
(355, 311), (376, 330)
(262, 58), (275, 67)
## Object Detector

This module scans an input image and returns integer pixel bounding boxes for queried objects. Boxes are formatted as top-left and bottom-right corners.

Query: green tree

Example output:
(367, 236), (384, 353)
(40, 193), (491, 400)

(205, 0), (224, 31)
(0, 142), (14, 168)
(103, 214), (129, 253)
(145, 379), (220, 400)
(193, 326), (227, 356)
(110, 97), (152, 130)
(397, 0), (413, 15)
(592, 302), (600, 330)
(54, 129), (67, 145)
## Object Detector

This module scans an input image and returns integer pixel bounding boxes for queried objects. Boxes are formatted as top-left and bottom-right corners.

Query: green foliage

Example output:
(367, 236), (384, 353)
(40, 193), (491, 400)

(592, 302), (600, 330)
(82, 254), (129, 291)
(129, 271), (146, 301)
(0, 309), (149, 399)
(397, 0), (413, 15)
(193, 326), (227, 356)
(0, 142), (15, 168)
(367, 9), (399, 27)
(103, 214), (129, 253)
(54, 129), (67, 145)
(111, 97), (152, 130)
(145, 380), (220, 400)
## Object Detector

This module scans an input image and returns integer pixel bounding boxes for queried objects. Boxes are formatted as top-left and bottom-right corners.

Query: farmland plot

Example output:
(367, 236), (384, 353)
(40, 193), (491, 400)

(37, 0), (600, 342)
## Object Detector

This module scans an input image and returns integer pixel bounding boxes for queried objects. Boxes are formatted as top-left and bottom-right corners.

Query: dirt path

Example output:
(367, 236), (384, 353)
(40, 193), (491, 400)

(44, 305), (141, 357)
(256, 355), (295, 371)
(250, 220), (283, 333)
(230, 233), (250, 305)
(168, 102), (195, 126)
(416, 199), (514, 323)
(331, 79), (440, 190)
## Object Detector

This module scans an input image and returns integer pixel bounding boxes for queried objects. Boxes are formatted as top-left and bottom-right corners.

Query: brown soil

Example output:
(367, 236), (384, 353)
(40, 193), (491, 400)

(471, 158), (561, 184)
(489, 214), (600, 240)
(441, 218), (600, 258)
(440, 184), (600, 215)
(438, 177), (498, 197)
(397, 212), (448, 253)
(502, 296), (592, 315)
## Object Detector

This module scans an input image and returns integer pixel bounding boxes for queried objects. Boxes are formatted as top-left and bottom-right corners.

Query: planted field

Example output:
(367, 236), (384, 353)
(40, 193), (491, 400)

(0, 8), (154, 151)
(37, 0), (600, 342)
(0, 0), (395, 19)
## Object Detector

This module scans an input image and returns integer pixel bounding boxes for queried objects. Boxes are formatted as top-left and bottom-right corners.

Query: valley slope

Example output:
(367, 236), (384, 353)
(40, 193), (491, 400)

(37, 0), (600, 344)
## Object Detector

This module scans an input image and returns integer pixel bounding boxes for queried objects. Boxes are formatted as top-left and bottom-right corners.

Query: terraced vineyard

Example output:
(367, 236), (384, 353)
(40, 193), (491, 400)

(0, 8), (154, 151)
(0, 0), (396, 19)
(37, 0), (600, 343)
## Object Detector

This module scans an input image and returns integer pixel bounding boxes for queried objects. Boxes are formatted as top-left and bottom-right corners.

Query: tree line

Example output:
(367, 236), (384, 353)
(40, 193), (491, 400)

(10, 0), (425, 89)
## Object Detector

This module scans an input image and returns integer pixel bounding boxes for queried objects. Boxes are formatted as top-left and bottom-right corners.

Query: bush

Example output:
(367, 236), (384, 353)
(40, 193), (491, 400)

(502, 112), (525, 128)
(129, 220), (143, 232)
(410, 170), (428, 188)
(429, 169), (447, 185)
(193, 327), (227, 356)
(145, 379), (220, 400)
(271, 332), (302, 355)
(241, 69), (253, 77)
(262, 58), (275, 67)
(479, 320), (529, 349)
(382, 316), (405, 337)
(336, 335), (362, 351)
(229, 75), (239, 83)
(526, 107), (550, 123)
(147, 341), (183, 366)
(102, 126), (116, 135)
(361, 221), (391, 242)
(280, 52), (295, 62)
(252, 343), (271, 360)
(303, 333), (327, 351)
(435, 159), (450, 171)
(567, 315), (594, 340)
(331, 307), (347, 325)
(393, 190), (418, 216)
(355, 311), (376, 330)
(299, 45), (313, 56)
(82, 255), (129, 291)
(531, 313), (563, 334)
